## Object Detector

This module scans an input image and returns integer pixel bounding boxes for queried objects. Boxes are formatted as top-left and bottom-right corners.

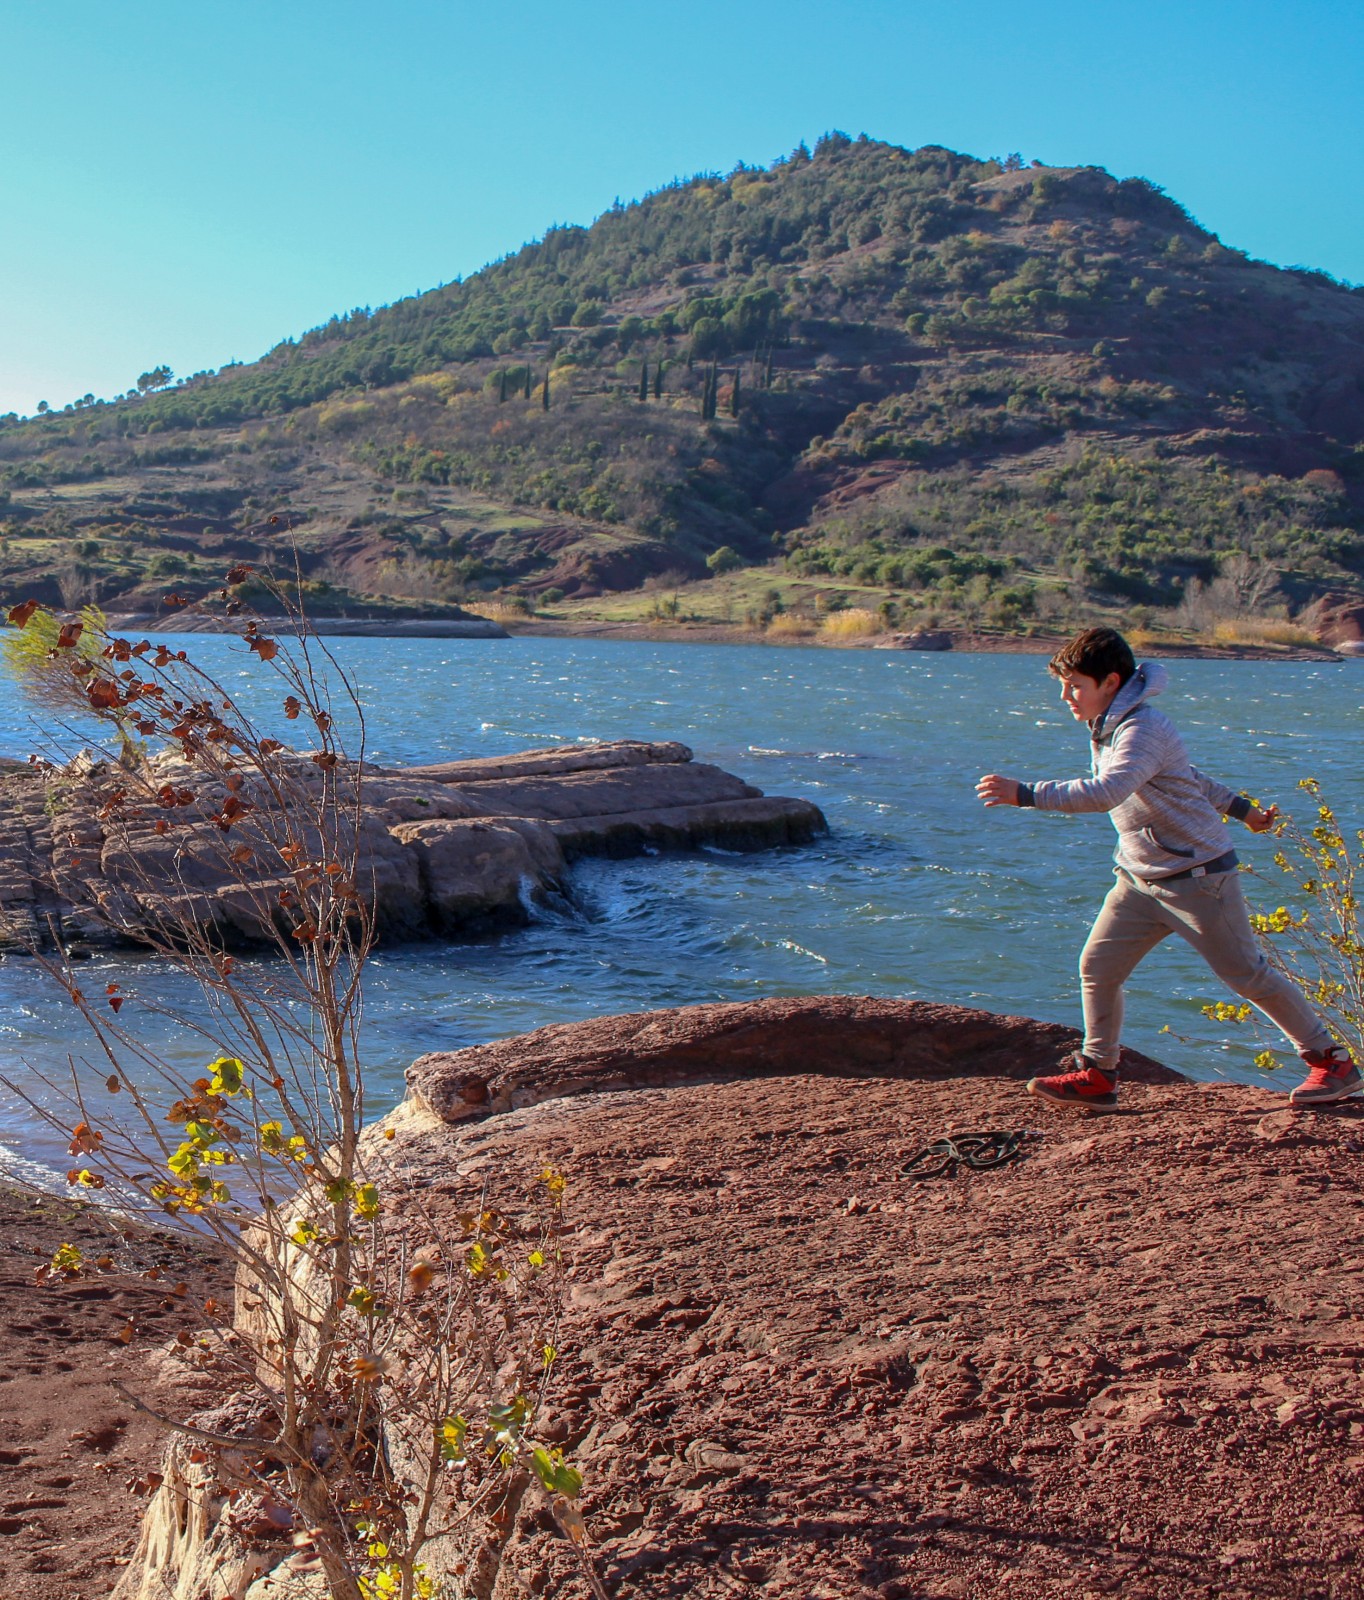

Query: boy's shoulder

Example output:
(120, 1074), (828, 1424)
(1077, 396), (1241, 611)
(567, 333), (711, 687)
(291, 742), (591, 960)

(1108, 699), (1185, 746)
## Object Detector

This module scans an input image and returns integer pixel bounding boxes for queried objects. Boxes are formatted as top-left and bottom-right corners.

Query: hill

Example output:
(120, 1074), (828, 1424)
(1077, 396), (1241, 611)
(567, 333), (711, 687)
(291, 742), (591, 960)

(2, 134), (1362, 639)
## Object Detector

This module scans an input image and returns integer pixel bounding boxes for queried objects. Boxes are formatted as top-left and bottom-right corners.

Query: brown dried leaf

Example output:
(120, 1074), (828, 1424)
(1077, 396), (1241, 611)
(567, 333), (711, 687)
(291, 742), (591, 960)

(68, 1122), (103, 1155)
(87, 678), (122, 711)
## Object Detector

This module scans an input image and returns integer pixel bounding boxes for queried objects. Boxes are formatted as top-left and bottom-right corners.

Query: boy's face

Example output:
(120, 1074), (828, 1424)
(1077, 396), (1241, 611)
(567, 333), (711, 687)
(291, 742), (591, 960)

(1058, 669), (1122, 722)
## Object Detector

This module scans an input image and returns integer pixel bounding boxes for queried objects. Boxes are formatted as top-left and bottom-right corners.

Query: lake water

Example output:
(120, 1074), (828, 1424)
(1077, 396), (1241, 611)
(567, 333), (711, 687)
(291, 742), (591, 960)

(1, 635), (1361, 1183)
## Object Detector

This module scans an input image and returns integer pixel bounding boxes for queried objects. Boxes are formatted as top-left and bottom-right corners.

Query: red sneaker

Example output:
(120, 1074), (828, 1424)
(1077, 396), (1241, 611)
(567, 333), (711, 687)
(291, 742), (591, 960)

(1027, 1055), (1119, 1114)
(1289, 1046), (1363, 1107)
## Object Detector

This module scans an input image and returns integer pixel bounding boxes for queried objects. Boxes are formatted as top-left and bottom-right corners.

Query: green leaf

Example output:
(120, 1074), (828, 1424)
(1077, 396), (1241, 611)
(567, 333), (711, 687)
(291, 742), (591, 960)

(208, 1056), (245, 1096)
(530, 1446), (584, 1499)
(438, 1415), (468, 1462)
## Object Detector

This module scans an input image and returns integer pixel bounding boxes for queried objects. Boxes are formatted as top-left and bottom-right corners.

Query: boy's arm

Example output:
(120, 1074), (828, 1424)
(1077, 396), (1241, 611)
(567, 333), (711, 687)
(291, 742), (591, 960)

(1011, 721), (1166, 814)
(1190, 766), (1277, 831)
(1190, 765), (1250, 821)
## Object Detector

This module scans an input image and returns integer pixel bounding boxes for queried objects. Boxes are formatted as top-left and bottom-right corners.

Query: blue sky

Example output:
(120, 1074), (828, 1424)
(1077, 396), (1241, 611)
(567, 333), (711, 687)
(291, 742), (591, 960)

(1, 0), (1359, 417)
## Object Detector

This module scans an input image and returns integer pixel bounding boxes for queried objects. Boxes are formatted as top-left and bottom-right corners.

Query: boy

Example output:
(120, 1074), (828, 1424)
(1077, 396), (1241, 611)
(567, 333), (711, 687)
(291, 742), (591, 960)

(976, 626), (1361, 1112)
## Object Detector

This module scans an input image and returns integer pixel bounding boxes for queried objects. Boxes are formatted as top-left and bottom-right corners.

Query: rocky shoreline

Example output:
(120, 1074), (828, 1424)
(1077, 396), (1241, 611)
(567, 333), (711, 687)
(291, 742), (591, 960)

(0, 739), (824, 954)
(63, 994), (1364, 1600)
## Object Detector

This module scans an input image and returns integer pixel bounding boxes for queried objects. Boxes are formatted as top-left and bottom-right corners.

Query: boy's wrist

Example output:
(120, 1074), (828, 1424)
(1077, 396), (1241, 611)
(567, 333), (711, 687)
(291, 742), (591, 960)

(1017, 783), (1036, 808)
(1226, 795), (1252, 823)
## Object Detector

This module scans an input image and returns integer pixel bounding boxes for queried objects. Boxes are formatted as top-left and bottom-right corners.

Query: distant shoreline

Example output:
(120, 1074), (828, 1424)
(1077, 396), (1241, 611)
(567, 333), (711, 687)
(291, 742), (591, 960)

(99, 611), (1357, 662)
(498, 616), (1352, 663)
(104, 613), (508, 639)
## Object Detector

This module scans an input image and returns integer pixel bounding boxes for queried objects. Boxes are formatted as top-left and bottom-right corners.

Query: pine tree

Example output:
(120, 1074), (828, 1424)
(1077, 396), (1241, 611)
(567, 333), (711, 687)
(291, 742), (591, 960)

(638, 361), (649, 402)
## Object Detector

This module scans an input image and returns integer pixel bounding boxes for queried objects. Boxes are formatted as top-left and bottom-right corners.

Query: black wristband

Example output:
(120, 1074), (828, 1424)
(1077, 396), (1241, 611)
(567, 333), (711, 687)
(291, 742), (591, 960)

(1017, 783), (1036, 808)
(1226, 795), (1252, 822)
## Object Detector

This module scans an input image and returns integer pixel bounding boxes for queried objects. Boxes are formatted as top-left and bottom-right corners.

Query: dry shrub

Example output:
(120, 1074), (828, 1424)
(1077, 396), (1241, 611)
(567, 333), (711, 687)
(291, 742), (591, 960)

(1210, 618), (1318, 648)
(819, 607), (883, 641)
(765, 613), (816, 640)
(477, 599), (536, 623)
(0, 582), (594, 1600)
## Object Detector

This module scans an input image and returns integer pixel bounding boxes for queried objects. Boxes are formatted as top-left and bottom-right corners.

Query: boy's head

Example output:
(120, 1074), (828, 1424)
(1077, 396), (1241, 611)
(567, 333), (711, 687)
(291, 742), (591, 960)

(1048, 627), (1137, 722)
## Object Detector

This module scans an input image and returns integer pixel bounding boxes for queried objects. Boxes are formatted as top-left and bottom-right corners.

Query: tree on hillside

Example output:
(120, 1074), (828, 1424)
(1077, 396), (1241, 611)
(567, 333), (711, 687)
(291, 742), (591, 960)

(136, 365), (174, 394)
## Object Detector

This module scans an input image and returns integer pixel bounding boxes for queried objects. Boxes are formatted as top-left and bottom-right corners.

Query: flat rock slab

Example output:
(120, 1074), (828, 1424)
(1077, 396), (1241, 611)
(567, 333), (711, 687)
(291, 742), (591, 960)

(405, 994), (1179, 1123)
(375, 998), (1364, 1598)
(0, 739), (824, 951)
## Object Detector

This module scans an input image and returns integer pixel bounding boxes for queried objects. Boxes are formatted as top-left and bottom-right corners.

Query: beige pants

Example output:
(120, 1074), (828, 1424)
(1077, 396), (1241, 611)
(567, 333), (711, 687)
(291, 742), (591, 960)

(1079, 867), (1332, 1071)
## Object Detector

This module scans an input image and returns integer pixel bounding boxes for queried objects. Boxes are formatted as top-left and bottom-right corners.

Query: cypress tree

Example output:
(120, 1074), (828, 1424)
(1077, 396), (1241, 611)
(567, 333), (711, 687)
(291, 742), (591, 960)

(730, 367), (741, 417)
(523, 366), (532, 400)
(653, 360), (664, 400)
(542, 371), (550, 411)
(765, 347), (775, 389)
(498, 369), (508, 404)
(638, 361), (649, 402)
(701, 361), (718, 422)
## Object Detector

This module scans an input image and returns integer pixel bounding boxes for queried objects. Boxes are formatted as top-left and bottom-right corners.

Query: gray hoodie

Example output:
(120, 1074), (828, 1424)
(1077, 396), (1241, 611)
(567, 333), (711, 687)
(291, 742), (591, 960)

(1016, 662), (1251, 879)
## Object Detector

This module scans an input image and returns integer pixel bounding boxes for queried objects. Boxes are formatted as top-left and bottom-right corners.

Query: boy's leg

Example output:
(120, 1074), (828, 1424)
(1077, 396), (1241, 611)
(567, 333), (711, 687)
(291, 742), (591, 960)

(1078, 872), (1174, 1072)
(1150, 871), (1336, 1054)
(1029, 874), (1171, 1111)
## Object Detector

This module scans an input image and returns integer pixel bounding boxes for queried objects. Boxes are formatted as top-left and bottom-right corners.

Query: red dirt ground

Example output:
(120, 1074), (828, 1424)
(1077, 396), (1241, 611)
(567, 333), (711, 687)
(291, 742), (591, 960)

(0, 1187), (230, 1600)
(437, 1068), (1364, 1599)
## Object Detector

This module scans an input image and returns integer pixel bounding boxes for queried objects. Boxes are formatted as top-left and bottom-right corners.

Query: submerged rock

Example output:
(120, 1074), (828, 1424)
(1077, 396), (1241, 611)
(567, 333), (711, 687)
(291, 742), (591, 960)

(0, 739), (825, 952)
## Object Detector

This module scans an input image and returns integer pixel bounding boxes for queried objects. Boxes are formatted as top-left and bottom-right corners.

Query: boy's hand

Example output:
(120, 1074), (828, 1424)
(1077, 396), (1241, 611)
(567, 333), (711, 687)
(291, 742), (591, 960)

(976, 774), (1021, 808)
(1244, 803), (1279, 834)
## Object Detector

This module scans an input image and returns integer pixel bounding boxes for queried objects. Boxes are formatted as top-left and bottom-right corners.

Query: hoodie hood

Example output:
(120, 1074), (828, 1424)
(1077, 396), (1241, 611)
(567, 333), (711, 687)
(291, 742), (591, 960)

(1093, 661), (1167, 742)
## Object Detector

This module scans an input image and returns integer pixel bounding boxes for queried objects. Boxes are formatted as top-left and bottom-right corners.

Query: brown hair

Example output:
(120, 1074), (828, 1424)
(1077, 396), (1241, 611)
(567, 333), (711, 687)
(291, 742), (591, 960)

(1048, 627), (1136, 686)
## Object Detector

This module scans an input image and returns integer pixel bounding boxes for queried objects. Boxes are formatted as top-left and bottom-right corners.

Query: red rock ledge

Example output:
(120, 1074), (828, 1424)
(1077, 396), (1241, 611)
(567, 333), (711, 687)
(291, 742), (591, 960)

(389, 997), (1364, 1599)
(405, 994), (1179, 1124)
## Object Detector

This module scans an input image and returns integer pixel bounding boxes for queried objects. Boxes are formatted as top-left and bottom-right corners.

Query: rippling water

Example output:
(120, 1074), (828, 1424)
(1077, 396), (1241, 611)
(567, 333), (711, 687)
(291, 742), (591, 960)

(1, 635), (1360, 1181)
